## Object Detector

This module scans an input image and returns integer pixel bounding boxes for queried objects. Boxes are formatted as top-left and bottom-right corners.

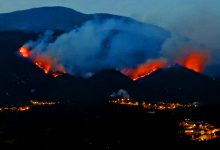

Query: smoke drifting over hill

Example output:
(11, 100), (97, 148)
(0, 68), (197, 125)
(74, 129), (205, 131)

(19, 18), (219, 79)
(141, 1), (220, 76)
(20, 19), (169, 78)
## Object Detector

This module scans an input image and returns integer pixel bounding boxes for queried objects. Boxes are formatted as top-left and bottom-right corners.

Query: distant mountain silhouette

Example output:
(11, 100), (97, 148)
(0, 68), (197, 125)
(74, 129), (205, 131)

(87, 70), (137, 98)
(0, 7), (219, 105)
(136, 65), (220, 103)
(0, 6), (168, 33)
(0, 6), (170, 105)
(0, 7), (90, 31)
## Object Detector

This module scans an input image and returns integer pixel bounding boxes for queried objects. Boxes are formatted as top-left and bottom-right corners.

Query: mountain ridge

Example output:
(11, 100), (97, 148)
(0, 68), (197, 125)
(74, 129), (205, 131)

(0, 6), (169, 35)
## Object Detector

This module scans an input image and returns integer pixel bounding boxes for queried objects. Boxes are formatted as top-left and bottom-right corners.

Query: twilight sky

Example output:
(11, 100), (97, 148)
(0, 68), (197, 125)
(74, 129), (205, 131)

(0, 0), (220, 50)
(1, 0), (219, 27)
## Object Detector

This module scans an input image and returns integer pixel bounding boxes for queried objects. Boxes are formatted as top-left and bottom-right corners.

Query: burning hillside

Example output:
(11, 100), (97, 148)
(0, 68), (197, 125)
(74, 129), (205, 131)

(121, 59), (167, 80)
(19, 45), (66, 77)
(121, 49), (211, 80)
(17, 19), (215, 81)
(178, 51), (210, 73)
(19, 43), (211, 80)
(17, 19), (170, 78)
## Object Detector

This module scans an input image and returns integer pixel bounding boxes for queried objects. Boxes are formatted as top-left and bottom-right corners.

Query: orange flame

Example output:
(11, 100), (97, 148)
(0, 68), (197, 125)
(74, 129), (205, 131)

(34, 55), (66, 77)
(18, 45), (66, 77)
(18, 46), (30, 58)
(179, 51), (210, 73)
(121, 59), (167, 80)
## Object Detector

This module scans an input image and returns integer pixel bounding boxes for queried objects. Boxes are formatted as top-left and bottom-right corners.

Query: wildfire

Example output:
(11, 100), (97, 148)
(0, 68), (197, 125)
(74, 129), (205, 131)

(52, 72), (64, 78)
(34, 55), (66, 77)
(122, 50), (211, 80)
(19, 44), (211, 80)
(178, 51), (210, 73)
(121, 59), (167, 80)
(18, 45), (66, 77)
(19, 46), (30, 58)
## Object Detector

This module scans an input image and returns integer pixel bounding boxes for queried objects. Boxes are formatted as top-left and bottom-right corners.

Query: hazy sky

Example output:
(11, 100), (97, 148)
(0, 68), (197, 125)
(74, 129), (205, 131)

(0, 0), (220, 48)
(0, 0), (220, 28)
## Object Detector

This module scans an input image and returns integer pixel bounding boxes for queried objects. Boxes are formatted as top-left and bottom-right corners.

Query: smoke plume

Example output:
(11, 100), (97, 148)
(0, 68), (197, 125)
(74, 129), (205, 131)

(139, 1), (220, 76)
(21, 19), (169, 78)
(20, 17), (219, 79)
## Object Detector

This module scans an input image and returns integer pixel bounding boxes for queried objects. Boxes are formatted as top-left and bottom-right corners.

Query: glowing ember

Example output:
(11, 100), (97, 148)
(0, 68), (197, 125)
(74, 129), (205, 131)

(18, 46), (66, 77)
(18, 46), (30, 58)
(121, 59), (167, 80)
(179, 51), (210, 73)
(52, 72), (64, 78)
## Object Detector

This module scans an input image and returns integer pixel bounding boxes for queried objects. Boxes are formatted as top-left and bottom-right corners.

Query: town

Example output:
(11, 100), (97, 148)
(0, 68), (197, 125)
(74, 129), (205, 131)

(179, 119), (220, 141)
(0, 100), (58, 112)
(110, 98), (198, 110)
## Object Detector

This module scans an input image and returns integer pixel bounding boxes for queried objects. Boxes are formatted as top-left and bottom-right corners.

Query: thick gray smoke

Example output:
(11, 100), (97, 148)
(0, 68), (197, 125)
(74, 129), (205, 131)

(138, 1), (220, 75)
(24, 18), (170, 77)
(24, 16), (220, 78)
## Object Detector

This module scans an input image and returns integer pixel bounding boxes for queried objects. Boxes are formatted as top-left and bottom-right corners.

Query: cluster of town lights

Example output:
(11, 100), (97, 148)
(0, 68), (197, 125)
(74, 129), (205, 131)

(179, 119), (220, 141)
(110, 98), (196, 110)
(110, 98), (220, 142)
(0, 100), (57, 112)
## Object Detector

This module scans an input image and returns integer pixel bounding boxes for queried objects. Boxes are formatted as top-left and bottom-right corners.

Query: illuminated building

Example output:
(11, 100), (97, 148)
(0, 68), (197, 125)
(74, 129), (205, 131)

(179, 119), (220, 141)
(110, 98), (139, 106)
